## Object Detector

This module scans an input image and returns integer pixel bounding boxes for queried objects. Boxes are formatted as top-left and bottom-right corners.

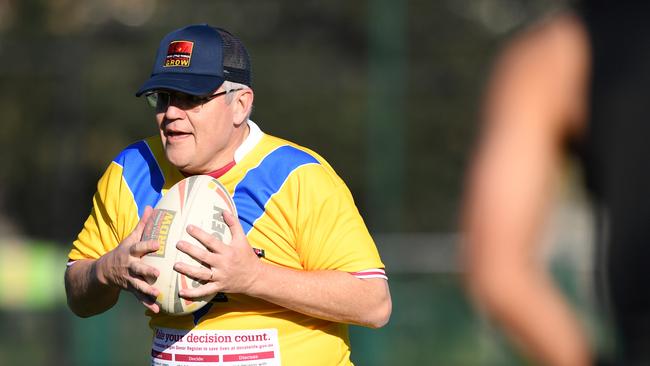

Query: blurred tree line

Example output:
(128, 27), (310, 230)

(0, 0), (566, 245)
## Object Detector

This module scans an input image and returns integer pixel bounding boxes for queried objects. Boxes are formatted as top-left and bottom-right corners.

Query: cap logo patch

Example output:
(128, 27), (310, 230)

(164, 40), (194, 67)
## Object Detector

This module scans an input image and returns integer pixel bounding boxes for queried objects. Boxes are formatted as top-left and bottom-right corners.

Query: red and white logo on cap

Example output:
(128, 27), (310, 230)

(164, 40), (194, 67)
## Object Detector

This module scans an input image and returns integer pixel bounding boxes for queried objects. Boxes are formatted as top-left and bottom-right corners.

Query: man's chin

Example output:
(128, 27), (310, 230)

(165, 153), (194, 173)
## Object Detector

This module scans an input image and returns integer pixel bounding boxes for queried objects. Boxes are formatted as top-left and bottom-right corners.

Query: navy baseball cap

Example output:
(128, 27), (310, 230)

(136, 24), (252, 97)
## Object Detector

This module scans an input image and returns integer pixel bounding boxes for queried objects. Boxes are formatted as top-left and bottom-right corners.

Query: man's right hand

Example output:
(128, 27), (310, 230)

(95, 206), (162, 313)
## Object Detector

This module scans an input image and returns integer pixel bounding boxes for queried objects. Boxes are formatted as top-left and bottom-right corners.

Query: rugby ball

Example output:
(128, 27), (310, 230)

(141, 175), (236, 315)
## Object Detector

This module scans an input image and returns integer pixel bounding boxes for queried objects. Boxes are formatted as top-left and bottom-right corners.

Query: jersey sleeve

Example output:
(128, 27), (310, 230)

(68, 161), (140, 261)
(293, 164), (385, 274)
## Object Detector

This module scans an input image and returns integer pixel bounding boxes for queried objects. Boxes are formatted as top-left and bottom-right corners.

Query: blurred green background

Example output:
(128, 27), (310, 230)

(0, 0), (599, 365)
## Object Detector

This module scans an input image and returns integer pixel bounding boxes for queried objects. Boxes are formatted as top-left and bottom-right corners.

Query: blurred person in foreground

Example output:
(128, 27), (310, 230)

(64, 24), (391, 366)
(462, 1), (650, 365)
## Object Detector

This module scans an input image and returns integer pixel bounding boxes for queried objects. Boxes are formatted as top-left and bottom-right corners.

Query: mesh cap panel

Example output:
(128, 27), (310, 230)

(215, 28), (252, 87)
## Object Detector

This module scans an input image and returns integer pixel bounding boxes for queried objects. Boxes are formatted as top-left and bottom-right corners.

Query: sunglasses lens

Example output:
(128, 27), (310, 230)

(145, 93), (158, 108)
(146, 92), (171, 109)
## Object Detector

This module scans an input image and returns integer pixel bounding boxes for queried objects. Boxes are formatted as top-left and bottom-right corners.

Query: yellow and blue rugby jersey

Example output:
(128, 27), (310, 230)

(69, 121), (385, 366)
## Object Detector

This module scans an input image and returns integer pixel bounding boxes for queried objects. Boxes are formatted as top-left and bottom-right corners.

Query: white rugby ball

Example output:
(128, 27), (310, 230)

(141, 175), (236, 315)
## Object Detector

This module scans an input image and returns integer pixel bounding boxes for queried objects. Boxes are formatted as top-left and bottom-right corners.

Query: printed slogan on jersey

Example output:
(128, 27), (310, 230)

(151, 327), (281, 366)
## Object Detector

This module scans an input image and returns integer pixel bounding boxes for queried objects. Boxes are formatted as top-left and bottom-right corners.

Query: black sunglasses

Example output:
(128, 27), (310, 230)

(145, 88), (244, 111)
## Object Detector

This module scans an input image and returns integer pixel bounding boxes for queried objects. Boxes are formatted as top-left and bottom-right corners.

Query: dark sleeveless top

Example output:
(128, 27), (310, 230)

(579, 2), (650, 364)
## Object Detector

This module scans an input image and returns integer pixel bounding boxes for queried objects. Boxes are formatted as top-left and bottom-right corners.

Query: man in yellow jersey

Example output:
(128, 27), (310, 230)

(64, 24), (391, 366)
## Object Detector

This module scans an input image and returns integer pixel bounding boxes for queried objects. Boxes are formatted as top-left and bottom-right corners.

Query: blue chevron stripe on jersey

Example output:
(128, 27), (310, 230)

(113, 140), (165, 218)
(233, 145), (320, 235)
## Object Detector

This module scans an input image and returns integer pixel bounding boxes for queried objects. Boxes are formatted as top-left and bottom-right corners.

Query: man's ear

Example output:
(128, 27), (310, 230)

(233, 88), (254, 126)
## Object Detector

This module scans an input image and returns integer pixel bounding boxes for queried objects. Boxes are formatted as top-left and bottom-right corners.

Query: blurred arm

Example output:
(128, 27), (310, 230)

(461, 13), (591, 366)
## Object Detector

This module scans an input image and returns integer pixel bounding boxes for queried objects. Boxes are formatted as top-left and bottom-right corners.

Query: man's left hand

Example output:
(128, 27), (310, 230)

(174, 211), (263, 298)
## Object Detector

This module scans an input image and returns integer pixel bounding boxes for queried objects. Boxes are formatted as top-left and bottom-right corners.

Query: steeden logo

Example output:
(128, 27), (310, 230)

(164, 40), (194, 67)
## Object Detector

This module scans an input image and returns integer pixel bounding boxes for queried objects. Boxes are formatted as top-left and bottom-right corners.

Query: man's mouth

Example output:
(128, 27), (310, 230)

(165, 129), (192, 142)
(165, 129), (191, 140)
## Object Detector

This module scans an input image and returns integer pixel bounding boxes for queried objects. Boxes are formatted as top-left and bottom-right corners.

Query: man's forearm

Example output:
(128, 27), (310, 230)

(247, 264), (391, 328)
(64, 258), (120, 318)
